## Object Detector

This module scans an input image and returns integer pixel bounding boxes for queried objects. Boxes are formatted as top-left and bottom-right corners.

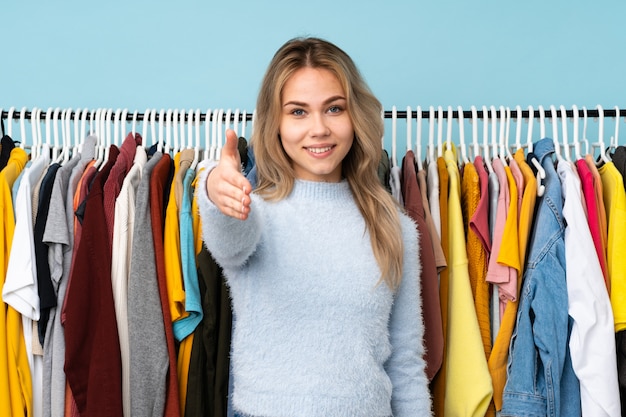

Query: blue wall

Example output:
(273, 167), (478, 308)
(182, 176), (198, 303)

(2, 0), (625, 150)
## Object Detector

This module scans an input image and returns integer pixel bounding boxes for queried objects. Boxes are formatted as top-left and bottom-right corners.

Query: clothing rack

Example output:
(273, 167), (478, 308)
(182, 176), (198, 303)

(1, 107), (625, 122)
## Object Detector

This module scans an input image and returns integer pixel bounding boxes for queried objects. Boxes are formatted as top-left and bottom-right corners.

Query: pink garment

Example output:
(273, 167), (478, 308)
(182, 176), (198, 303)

(576, 158), (609, 289)
(471, 155), (492, 255)
(486, 159), (517, 319)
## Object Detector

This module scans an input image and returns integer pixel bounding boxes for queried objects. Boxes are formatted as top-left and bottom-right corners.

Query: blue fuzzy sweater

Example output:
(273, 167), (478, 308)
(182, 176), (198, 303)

(196, 171), (432, 417)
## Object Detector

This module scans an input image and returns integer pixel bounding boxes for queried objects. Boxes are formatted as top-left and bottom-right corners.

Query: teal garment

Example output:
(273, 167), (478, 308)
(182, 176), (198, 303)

(172, 167), (203, 341)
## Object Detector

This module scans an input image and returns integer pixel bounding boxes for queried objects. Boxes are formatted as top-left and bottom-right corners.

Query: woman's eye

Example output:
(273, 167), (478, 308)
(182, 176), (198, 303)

(328, 105), (342, 113)
(291, 109), (305, 116)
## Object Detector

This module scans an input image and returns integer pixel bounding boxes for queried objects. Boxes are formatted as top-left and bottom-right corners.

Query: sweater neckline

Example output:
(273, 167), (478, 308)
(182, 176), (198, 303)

(290, 179), (353, 203)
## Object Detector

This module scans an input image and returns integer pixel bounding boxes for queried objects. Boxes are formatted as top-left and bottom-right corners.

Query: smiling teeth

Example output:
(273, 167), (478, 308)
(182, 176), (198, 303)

(308, 146), (332, 154)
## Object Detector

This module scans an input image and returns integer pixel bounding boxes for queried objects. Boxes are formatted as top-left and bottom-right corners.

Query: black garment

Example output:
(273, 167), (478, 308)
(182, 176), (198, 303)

(238, 136), (248, 172)
(611, 146), (626, 191)
(184, 246), (232, 417)
(616, 331), (626, 416)
(378, 148), (391, 194)
(0, 135), (16, 171)
(34, 162), (61, 344)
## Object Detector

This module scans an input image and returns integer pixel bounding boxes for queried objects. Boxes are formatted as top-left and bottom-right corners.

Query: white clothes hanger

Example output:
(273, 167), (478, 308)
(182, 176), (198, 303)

(610, 105), (620, 151)
(63, 108), (72, 163)
(457, 105), (469, 165)
(437, 105), (443, 158)
(211, 108), (219, 160)
(131, 110), (138, 138)
(158, 109), (167, 155)
(445, 105), (453, 153)
(72, 108), (81, 157)
(490, 105), (499, 162)
(150, 109), (159, 151)
(504, 107), (514, 161)
(100, 108), (113, 169)
(6, 107), (15, 139)
(172, 109), (179, 154)
(113, 108), (121, 147)
(549, 105), (563, 162)
(471, 105), (480, 159)
(216, 108), (225, 161)
(514, 105), (523, 151)
(202, 109), (211, 161)
(497, 105), (508, 164)
(582, 106), (591, 156)
(79, 108), (89, 155)
(416, 105), (424, 171)
(482, 105), (494, 174)
(233, 108), (241, 138)
(166, 109), (174, 155)
(572, 105), (582, 161)
(391, 105), (398, 167)
(526, 105), (535, 153)
(55, 108), (67, 164)
(174, 108), (185, 148)
(19, 107), (28, 150)
(527, 105), (546, 197)
(595, 104), (611, 163)
(51, 107), (61, 162)
(141, 109), (150, 147)
(559, 105), (571, 162)
(406, 106), (412, 153)
(52, 107), (61, 159)
(427, 105), (435, 164)
(538, 105), (546, 139)
(241, 110), (248, 140)
(191, 108), (201, 170)
(44, 107), (53, 160)
(30, 107), (41, 159)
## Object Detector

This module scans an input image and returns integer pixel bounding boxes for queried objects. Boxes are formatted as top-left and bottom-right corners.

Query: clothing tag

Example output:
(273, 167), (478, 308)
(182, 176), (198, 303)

(33, 321), (44, 356)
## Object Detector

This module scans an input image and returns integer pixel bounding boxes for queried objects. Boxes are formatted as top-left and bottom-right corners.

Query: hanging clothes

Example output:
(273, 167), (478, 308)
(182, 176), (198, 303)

(442, 146), (493, 417)
(0, 146), (30, 417)
(127, 151), (169, 417)
(63, 145), (123, 417)
(558, 158), (620, 417)
(502, 138), (581, 417)
(400, 149), (443, 381)
(111, 140), (146, 417)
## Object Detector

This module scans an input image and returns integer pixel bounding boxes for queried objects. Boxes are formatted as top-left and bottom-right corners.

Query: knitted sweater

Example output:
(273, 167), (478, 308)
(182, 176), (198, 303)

(196, 171), (432, 417)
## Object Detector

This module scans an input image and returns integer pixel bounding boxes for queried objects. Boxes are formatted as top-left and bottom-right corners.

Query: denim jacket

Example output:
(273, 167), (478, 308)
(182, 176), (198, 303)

(501, 138), (581, 417)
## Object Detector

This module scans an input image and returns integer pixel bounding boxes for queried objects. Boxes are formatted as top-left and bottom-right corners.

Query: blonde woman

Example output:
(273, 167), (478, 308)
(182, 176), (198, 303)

(197, 37), (431, 417)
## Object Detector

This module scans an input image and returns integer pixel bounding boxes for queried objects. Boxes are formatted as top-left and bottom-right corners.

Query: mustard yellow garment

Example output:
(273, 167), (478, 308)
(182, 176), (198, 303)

(598, 162), (626, 331)
(460, 161), (491, 358)
(488, 149), (537, 410)
(1, 147), (30, 417)
(443, 149), (493, 417)
(164, 151), (188, 323)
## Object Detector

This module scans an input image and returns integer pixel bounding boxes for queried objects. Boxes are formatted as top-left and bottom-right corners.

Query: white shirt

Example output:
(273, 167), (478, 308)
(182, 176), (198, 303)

(557, 159), (620, 417)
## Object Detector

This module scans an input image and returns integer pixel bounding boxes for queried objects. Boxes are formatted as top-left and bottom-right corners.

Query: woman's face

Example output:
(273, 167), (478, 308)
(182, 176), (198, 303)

(279, 66), (354, 183)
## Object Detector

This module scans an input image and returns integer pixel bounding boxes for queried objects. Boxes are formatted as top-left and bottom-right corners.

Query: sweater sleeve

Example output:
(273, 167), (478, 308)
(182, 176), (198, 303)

(385, 214), (433, 416)
(194, 164), (263, 270)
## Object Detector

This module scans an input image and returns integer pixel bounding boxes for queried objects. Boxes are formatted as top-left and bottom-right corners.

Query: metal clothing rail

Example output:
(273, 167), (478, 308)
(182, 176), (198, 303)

(1, 107), (625, 122)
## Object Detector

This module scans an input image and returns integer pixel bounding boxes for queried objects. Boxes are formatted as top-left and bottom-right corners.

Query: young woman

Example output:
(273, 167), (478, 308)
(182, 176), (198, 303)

(197, 37), (431, 417)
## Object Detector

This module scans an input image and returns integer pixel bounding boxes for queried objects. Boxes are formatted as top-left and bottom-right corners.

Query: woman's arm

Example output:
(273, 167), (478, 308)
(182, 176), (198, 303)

(385, 215), (433, 416)
(195, 130), (262, 269)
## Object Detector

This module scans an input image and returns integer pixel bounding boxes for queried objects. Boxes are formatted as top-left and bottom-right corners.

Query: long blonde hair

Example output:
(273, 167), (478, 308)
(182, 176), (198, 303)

(251, 37), (404, 290)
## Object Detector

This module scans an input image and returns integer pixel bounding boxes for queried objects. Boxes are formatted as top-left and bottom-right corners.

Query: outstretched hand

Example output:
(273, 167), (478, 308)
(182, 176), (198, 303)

(206, 129), (252, 220)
